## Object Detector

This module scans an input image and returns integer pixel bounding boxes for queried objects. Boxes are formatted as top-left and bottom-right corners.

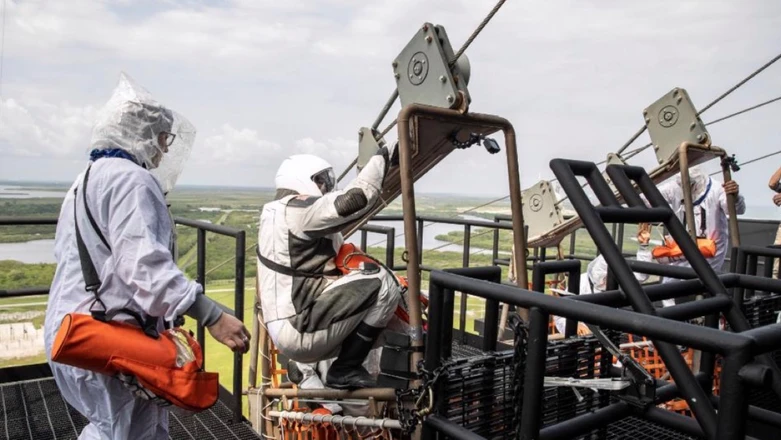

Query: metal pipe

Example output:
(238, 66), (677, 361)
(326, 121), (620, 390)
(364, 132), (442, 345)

(176, 216), (243, 237)
(372, 89), (399, 130)
(233, 230), (246, 422)
(268, 411), (402, 430)
(644, 407), (706, 439)
(429, 270), (748, 353)
(710, 394), (781, 428)
(742, 323), (781, 355)
(721, 155), (741, 248)
(678, 143), (699, 242)
(519, 307), (548, 440)
(539, 402), (632, 440)
(264, 387), (398, 401)
(0, 287), (50, 298)
(396, 104), (527, 374)
(397, 105), (425, 376)
(626, 260), (700, 279)
(716, 348), (752, 440)
(425, 415), (487, 440)
(655, 295), (733, 321)
(196, 228), (207, 357)
(0, 217), (58, 225)
(595, 206), (671, 223)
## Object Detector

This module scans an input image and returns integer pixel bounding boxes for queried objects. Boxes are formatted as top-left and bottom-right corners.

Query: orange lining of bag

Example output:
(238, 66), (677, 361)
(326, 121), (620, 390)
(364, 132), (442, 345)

(334, 243), (428, 324)
(51, 313), (219, 412)
(652, 237), (716, 260)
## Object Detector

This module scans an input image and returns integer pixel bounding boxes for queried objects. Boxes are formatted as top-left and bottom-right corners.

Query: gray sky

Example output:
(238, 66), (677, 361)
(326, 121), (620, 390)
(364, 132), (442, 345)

(1, 0), (781, 209)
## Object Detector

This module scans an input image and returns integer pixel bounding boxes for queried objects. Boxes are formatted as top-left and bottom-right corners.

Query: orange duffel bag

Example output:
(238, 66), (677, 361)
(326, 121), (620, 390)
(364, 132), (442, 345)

(51, 312), (219, 412)
(652, 236), (716, 264)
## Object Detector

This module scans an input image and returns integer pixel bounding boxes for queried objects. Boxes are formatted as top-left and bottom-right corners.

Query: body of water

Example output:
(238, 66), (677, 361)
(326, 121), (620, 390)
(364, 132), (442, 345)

(0, 185), (67, 199)
(0, 240), (56, 264)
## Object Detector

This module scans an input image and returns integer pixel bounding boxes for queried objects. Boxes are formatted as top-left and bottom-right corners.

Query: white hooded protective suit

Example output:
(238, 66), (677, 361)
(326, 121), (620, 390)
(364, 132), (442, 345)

(44, 72), (203, 440)
(554, 246), (652, 334)
(645, 167), (746, 307)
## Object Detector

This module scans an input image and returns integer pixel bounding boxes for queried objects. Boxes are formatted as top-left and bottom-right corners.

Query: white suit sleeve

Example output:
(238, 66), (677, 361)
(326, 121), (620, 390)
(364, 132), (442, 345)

(101, 169), (202, 322)
(294, 154), (387, 237)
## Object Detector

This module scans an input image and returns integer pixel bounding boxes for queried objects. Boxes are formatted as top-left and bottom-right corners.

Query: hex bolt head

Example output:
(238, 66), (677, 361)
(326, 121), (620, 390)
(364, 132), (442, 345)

(439, 75), (446, 83)
(392, 61), (398, 68)
(395, 73), (400, 79)
(425, 35), (432, 43)
(446, 95), (454, 103)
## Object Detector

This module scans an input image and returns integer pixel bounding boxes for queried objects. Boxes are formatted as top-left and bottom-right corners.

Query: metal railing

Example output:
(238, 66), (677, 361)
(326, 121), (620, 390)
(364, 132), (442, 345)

(0, 216), (248, 423)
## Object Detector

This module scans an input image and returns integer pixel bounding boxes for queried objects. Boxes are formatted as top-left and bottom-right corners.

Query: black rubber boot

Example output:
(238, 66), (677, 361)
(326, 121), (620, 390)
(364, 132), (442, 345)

(287, 360), (304, 385)
(325, 323), (382, 390)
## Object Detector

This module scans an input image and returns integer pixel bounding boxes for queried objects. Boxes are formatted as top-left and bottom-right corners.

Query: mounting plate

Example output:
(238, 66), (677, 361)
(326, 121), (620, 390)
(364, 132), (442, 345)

(643, 88), (710, 165)
(357, 127), (386, 173)
(523, 180), (564, 241)
(392, 23), (470, 109)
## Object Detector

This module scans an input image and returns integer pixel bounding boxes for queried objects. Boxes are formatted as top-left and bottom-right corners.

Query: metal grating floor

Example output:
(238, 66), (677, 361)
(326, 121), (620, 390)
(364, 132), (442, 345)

(0, 378), (261, 440)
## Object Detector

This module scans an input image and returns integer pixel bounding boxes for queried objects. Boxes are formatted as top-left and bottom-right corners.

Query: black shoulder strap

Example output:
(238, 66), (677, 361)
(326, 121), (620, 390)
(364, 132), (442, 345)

(74, 164), (160, 338)
(256, 245), (341, 278)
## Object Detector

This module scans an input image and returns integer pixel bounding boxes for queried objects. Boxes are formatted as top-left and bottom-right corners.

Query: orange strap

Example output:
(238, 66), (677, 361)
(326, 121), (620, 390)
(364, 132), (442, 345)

(51, 313), (219, 412)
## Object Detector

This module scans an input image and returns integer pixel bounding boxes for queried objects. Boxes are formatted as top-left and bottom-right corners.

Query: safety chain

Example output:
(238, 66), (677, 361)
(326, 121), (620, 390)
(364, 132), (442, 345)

(510, 314), (529, 439)
(393, 359), (458, 435)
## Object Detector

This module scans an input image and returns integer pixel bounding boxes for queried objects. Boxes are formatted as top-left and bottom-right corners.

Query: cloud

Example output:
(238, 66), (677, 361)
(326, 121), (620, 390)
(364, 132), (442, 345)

(1, 0), (781, 210)
(0, 97), (97, 159)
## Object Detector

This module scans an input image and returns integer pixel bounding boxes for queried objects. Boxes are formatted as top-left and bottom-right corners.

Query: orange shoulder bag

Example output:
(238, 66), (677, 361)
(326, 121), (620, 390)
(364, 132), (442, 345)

(50, 164), (218, 412)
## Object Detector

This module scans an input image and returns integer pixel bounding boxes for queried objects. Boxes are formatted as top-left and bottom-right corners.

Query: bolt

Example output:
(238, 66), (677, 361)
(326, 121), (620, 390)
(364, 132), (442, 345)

(425, 35), (432, 43)
(421, 59), (426, 64)
(677, 97), (682, 104)
(392, 61), (398, 68)
(446, 95), (454, 103)
(439, 75), (446, 83)
(409, 74), (414, 79)
(645, 117), (651, 123)
(689, 122), (696, 131)
(395, 73), (400, 79)
(673, 88), (679, 97)
(697, 134), (706, 142)
(422, 24), (429, 32)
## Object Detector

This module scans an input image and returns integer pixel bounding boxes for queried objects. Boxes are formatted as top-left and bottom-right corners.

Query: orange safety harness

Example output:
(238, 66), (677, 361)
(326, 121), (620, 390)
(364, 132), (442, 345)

(50, 164), (219, 412)
(334, 243), (428, 329)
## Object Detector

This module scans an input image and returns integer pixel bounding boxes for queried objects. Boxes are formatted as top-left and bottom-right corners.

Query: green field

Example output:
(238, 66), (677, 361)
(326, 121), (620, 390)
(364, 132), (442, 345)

(0, 184), (623, 418)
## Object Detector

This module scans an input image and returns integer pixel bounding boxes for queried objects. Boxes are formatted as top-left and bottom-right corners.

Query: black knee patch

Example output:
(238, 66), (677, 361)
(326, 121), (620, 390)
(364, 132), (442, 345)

(334, 188), (368, 217)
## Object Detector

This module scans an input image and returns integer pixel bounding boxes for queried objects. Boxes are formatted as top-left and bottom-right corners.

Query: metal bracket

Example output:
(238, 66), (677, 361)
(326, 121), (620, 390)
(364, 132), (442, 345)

(643, 87), (710, 165)
(522, 180), (564, 241)
(357, 127), (386, 173)
(584, 323), (656, 408)
(392, 23), (471, 110)
(544, 377), (630, 391)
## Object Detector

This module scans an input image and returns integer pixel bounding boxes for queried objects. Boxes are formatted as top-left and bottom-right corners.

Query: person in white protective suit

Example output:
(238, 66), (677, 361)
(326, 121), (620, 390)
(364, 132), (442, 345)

(553, 225), (652, 335)
(256, 149), (402, 390)
(43, 72), (250, 440)
(642, 166), (745, 307)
